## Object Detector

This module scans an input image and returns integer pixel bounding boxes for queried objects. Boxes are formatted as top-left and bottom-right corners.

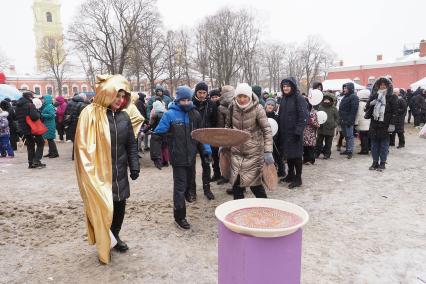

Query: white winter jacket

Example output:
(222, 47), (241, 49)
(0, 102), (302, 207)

(355, 100), (371, 131)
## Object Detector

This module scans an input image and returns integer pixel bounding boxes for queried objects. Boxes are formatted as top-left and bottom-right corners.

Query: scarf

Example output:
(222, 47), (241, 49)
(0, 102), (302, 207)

(372, 89), (386, 121)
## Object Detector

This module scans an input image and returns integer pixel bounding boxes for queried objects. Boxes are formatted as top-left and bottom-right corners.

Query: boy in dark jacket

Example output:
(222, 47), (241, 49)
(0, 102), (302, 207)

(338, 83), (359, 159)
(151, 86), (211, 230)
(315, 92), (339, 159)
(389, 88), (407, 148)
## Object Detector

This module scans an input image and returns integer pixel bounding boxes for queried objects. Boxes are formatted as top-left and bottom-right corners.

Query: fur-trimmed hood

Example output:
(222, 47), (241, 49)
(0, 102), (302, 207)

(371, 76), (393, 97)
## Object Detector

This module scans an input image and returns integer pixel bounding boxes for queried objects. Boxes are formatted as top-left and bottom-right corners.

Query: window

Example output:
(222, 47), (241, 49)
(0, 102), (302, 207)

(46, 12), (52, 22)
(72, 86), (78, 94)
(62, 86), (68, 96)
(20, 85), (28, 90)
(82, 86), (87, 92)
(46, 86), (53, 95)
(34, 87), (41, 95)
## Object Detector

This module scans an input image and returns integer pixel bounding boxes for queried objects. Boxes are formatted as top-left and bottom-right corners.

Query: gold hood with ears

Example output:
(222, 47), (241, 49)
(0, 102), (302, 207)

(74, 74), (131, 264)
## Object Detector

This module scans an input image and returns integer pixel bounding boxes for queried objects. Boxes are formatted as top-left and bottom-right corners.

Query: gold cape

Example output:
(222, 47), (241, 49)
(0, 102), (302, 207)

(124, 92), (145, 138)
(74, 74), (131, 264)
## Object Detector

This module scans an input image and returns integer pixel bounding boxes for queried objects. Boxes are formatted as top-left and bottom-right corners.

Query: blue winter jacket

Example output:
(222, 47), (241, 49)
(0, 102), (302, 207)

(153, 102), (211, 167)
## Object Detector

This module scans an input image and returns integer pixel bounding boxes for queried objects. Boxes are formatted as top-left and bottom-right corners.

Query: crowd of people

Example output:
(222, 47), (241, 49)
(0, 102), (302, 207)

(0, 74), (424, 264)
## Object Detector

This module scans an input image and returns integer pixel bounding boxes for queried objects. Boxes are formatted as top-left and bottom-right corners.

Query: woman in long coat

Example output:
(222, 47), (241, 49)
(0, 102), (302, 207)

(41, 95), (59, 158)
(278, 77), (308, 189)
(226, 83), (273, 200)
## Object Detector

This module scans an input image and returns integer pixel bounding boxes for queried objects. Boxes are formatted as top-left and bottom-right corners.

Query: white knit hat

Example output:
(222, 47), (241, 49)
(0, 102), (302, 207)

(234, 83), (253, 99)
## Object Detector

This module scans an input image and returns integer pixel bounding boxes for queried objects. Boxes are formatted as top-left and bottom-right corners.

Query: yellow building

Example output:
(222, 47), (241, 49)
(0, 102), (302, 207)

(33, 0), (63, 72)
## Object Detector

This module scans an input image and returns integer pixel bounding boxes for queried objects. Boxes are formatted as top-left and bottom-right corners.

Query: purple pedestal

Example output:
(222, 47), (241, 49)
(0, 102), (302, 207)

(218, 223), (302, 284)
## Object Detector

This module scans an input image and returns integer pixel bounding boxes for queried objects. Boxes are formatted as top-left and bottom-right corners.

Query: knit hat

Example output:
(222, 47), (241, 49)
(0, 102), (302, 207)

(252, 85), (262, 98)
(265, 98), (277, 107)
(209, 89), (221, 98)
(175, 86), (193, 101)
(195, 82), (208, 94)
(221, 85), (234, 96)
(235, 83), (253, 99)
(153, 100), (166, 113)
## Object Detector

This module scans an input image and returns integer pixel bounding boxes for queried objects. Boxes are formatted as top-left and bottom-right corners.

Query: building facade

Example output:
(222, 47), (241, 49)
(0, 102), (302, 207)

(327, 40), (426, 90)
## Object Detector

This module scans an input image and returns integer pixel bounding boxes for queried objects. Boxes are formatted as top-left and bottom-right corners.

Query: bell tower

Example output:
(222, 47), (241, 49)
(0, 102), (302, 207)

(33, 0), (63, 72)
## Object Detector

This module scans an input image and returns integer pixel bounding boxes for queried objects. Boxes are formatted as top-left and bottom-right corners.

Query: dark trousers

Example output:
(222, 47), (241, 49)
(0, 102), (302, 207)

(315, 134), (333, 157)
(272, 144), (285, 176)
(389, 132), (405, 147)
(232, 175), (267, 200)
(211, 146), (221, 178)
(56, 122), (65, 141)
(10, 131), (18, 151)
(359, 131), (370, 153)
(47, 139), (59, 155)
(111, 200), (126, 238)
(371, 137), (390, 163)
(337, 131), (345, 147)
(407, 109), (412, 123)
(194, 149), (211, 189)
(303, 146), (316, 164)
(173, 165), (195, 210)
(287, 158), (303, 182)
(25, 134), (44, 165)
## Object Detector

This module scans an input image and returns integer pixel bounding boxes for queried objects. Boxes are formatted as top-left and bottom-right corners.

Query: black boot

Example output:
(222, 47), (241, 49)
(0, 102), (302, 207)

(377, 161), (386, 171)
(174, 208), (190, 230)
(288, 178), (302, 189)
(281, 174), (294, 183)
(113, 235), (129, 252)
(203, 185), (215, 200)
(217, 177), (229, 185)
(369, 161), (379, 170)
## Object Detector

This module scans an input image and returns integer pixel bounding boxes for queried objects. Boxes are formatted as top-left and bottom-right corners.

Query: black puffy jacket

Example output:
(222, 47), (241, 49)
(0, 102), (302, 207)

(367, 77), (398, 139)
(107, 109), (139, 201)
(64, 96), (89, 141)
(15, 95), (40, 136)
(394, 97), (407, 132)
(192, 97), (218, 128)
(338, 83), (359, 126)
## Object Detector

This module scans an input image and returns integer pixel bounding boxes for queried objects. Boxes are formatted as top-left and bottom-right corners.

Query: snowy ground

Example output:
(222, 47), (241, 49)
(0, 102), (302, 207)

(1, 125), (425, 284)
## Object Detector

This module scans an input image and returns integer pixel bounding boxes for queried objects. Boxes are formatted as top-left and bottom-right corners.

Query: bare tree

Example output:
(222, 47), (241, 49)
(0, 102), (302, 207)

(39, 36), (69, 96)
(178, 30), (192, 86)
(238, 10), (260, 86)
(0, 49), (9, 72)
(163, 30), (183, 95)
(135, 12), (166, 94)
(262, 43), (286, 92)
(299, 35), (335, 92)
(68, 0), (152, 74)
(203, 8), (246, 86)
(284, 43), (304, 89)
(194, 23), (209, 82)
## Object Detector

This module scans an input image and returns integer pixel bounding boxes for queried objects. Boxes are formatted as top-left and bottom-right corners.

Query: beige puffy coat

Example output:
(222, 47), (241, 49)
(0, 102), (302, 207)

(226, 95), (273, 187)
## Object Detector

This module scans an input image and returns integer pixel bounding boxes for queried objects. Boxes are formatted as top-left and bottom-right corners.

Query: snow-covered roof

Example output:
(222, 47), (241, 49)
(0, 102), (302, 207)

(329, 52), (426, 72)
(321, 79), (366, 91)
(410, 77), (426, 90)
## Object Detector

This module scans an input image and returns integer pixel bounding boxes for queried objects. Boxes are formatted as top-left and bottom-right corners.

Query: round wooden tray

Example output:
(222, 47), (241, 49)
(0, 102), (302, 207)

(191, 128), (251, 147)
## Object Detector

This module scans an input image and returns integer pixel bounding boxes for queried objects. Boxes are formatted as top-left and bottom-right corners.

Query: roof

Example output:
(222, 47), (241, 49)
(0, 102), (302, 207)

(330, 52), (426, 72)
(321, 79), (366, 91)
(410, 77), (426, 90)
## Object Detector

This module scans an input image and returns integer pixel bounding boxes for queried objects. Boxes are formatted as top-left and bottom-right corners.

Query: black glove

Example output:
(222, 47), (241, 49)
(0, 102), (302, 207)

(204, 154), (212, 164)
(153, 159), (162, 170)
(130, 171), (139, 180)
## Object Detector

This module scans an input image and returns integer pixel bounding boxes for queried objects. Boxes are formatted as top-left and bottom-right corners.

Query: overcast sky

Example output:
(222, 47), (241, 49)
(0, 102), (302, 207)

(0, 0), (424, 74)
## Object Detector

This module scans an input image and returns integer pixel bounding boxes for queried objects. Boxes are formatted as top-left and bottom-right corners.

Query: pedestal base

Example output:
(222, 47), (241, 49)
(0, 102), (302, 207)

(218, 223), (302, 284)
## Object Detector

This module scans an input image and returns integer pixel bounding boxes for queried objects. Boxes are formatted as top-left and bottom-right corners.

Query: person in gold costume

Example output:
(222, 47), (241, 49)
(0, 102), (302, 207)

(74, 75), (140, 264)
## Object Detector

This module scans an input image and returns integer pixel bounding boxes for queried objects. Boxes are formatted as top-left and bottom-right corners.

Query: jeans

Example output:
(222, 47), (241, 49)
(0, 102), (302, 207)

(342, 125), (354, 153)
(315, 134), (333, 157)
(25, 134), (44, 165)
(371, 137), (390, 163)
(0, 135), (14, 157)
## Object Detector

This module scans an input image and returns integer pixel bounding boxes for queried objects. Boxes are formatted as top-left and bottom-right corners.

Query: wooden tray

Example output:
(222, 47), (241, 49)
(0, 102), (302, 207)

(191, 128), (251, 147)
